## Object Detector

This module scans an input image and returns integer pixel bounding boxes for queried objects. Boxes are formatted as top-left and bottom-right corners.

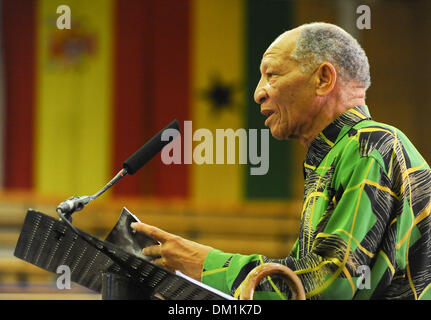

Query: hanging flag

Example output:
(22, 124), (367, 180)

(0, 0), (5, 189)
(2, 0), (36, 191)
(2, 0), (295, 201)
(112, 0), (158, 197)
(112, 0), (190, 198)
(35, 0), (113, 196)
(245, 0), (293, 199)
(190, 0), (246, 202)
(190, 0), (294, 201)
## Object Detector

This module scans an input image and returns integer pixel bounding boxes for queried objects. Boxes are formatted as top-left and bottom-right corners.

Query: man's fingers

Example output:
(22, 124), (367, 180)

(131, 222), (171, 243)
(152, 257), (165, 267)
(142, 244), (161, 257)
(152, 257), (175, 272)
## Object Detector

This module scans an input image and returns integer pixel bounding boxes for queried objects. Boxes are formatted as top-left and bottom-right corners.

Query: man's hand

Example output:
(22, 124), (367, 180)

(130, 222), (213, 282)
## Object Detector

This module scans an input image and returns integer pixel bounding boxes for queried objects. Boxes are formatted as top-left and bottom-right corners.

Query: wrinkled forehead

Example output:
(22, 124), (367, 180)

(260, 31), (299, 70)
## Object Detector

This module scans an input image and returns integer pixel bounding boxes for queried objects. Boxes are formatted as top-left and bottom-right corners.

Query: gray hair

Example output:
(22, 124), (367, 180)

(290, 22), (371, 90)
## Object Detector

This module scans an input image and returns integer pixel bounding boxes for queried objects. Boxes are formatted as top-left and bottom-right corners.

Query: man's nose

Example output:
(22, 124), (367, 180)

(254, 80), (268, 104)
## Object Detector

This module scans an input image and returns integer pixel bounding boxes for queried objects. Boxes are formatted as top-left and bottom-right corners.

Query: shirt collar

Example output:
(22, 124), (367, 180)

(303, 105), (372, 175)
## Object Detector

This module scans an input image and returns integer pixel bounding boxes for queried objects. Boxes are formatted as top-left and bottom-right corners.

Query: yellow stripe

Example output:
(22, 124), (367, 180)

(201, 267), (227, 276)
(304, 164), (333, 172)
(258, 256), (286, 300)
(304, 163), (316, 170)
(343, 181), (364, 194)
(393, 128), (418, 299)
(344, 179), (400, 200)
(387, 150), (395, 179)
(319, 132), (335, 147)
(418, 282), (431, 300)
(293, 254), (353, 296)
(35, 0), (113, 196)
(307, 159), (375, 298)
(332, 195), (337, 208)
(315, 230), (374, 258)
(191, 0), (245, 202)
(329, 256), (355, 296)
(300, 191), (328, 221)
(341, 267), (356, 296)
(396, 201), (431, 249)
(301, 156), (331, 253)
(294, 258), (334, 275)
(402, 161), (427, 180)
(233, 280), (244, 299)
(358, 127), (395, 136)
(348, 108), (367, 119)
(364, 179), (401, 201)
(306, 156), (331, 252)
(387, 130), (399, 178)
(379, 250), (395, 275)
(296, 256), (355, 299)
(393, 274), (406, 280)
(305, 192), (329, 202)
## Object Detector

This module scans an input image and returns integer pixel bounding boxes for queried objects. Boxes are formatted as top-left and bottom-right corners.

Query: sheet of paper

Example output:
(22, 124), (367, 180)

(175, 270), (236, 300)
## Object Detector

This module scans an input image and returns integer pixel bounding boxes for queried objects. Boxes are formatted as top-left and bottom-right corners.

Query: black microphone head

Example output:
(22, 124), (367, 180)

(122, 119), (180, 175)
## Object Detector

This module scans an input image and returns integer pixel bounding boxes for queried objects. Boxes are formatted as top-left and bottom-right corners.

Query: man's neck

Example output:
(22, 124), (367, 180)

(299, 83), (366, 148)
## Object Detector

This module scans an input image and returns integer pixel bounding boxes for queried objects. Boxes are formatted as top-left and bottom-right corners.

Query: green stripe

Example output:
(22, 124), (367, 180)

(245, 0), (293, 199)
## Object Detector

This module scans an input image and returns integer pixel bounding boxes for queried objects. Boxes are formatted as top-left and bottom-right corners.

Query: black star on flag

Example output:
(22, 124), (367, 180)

(201, 74), (237, 113)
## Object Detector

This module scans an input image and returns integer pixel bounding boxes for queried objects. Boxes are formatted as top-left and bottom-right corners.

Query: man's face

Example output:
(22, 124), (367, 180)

(254, 31), (317, 141)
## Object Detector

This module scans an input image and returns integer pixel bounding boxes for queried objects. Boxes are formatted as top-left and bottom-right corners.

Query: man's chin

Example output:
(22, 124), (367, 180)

(269, 124), (290, 141)
(269, 126), (284, 140)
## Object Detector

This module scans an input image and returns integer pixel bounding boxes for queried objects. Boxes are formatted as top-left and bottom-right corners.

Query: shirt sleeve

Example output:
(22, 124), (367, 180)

(201, 155), (395, 299)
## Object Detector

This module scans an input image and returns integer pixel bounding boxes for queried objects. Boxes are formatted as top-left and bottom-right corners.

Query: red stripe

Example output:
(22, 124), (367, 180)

(113, 0), (189, 197)
(112, 0), (156, 196)
(2, 0), (36, 189)
(152, 0), (190, 197)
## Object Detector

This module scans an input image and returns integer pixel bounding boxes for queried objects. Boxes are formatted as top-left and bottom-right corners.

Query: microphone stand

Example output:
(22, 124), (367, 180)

(55, 168), (139, 286)
(53, 169), (159, 299)
(56, 168), (128, 223)
(55, 119), (179, 223)
(49, 119), (180, 299)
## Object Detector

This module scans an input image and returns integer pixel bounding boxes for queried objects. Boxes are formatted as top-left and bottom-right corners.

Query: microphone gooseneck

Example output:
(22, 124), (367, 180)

(57, 119), (180, 221)
(56, 168), (128, 220)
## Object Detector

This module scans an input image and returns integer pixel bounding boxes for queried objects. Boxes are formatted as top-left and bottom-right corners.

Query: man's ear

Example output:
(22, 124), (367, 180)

(315, 62), (337, 96)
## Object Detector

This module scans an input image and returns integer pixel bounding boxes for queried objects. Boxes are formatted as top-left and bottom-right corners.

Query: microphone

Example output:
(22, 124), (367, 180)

(122, 119), (180, 175)
(57, 119), (180, 219)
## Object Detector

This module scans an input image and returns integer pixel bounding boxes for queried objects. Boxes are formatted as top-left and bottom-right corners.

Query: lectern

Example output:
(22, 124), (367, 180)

(14, 208), (233, 300)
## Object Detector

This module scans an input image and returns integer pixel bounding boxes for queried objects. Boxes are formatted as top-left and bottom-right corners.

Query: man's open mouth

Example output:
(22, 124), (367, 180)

(261, 109), (275, 117)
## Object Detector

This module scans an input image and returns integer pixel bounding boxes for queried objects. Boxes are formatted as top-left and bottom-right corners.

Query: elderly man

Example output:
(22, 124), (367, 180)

(131, 22), (431, 300)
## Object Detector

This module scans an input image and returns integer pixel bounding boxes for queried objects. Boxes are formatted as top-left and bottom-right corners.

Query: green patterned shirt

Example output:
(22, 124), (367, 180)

(201, 105), (431, 300)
